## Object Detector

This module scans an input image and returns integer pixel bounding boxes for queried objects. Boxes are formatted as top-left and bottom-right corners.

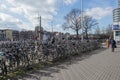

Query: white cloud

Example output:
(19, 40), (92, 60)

(63, 0), (77, 5)
(0, 13), (26, 30)
(0, 0), (79, 31)
(0, 13), (21, 23)
(55, 24), (62, 30)
(0, 0), (58, 30)
(47, 0), (56, 4)
(0, 4), (7, 9)
(85, 7), (113, 19)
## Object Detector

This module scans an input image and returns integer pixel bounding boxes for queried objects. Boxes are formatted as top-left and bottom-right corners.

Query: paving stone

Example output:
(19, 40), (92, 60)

(21, 45), (120, 80)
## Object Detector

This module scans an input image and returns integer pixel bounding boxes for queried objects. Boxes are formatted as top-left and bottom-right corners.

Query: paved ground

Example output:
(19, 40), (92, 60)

(18, 45), (120, 80)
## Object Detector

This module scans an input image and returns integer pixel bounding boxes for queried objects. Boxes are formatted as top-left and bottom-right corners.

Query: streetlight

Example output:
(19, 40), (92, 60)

(80, 0), (84, 41)
(51, 21), (53, 32)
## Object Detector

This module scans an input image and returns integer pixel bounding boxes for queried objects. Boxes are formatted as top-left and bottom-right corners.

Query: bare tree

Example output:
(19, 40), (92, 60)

(63, 9), (81, 39)
(82, 16), (98, 39)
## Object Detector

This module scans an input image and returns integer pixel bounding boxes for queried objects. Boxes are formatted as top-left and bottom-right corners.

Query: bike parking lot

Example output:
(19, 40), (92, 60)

(0, 40), (101, 78)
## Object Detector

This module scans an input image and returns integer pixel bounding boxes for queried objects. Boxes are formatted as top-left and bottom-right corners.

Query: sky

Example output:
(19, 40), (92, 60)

(0, 0), (118, 34)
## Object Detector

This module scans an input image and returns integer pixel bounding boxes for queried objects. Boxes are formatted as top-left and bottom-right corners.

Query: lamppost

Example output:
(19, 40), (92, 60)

(38, 16), (42, 42)
(51, 21), (53, 32)
(81, 0), (84, 41)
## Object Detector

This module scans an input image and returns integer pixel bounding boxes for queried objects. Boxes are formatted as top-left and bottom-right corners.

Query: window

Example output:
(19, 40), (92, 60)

(116, 31), (120, 36)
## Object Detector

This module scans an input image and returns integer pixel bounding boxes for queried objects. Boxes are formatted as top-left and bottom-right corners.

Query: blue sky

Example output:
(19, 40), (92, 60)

(0, 0), (118, 34)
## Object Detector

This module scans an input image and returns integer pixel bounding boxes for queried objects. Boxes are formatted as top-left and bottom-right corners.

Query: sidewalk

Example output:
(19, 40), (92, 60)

(19, 45), (120, 80)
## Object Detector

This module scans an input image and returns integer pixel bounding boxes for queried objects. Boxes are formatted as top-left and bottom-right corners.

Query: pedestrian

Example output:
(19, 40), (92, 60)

(110, 37), (116, 52)
(106, 38), (110, 48)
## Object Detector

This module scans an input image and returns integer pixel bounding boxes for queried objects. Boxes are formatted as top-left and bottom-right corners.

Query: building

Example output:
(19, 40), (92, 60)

(5, 29), (13, 41)
(113, 0), (120, 42)
(0, 29), (20, 41)
(119, 0), (120, 7)
(0, 29), (38, 41)
(12, 30), (19, 41)
(113, 8), (120, 22)
(19, 31), (35, 41)
(0, 30), (6, 41)
(0, 29), (13, 41)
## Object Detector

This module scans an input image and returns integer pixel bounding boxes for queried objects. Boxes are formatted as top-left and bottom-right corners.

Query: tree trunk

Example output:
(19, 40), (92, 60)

(76, 30), (79, 39)
(85, 30), (88, 39)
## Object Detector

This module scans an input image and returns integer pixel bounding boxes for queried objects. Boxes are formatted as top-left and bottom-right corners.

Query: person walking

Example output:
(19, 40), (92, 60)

(110, 37), (116, 52)
(106, 38), (110, 48)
